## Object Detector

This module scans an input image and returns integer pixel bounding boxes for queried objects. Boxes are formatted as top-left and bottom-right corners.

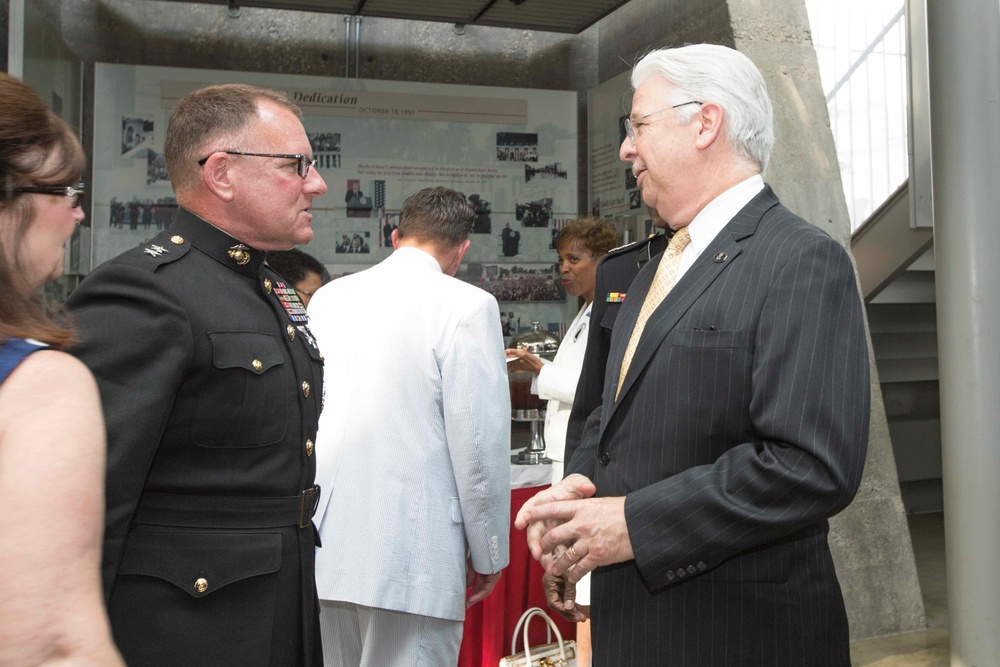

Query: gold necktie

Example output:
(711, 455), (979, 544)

(615, 227), (692, 400)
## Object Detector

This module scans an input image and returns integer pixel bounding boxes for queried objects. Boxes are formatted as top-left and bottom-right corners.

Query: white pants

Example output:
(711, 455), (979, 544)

(319, 600), (463, 667)
(551, 460), (592, 607)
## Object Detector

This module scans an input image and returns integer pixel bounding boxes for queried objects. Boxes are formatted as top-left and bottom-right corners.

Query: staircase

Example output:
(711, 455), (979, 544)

(852, 181), (942, 513)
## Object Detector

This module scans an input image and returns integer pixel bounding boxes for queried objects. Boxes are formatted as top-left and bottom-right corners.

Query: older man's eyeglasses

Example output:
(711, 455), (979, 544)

(13, 182), (86, 208)
(198, 151), (318, 178)
(624, 101), (703, 143)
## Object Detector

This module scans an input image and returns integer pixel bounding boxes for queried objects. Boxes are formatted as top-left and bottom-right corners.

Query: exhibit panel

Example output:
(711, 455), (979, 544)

(91, 64), (580, 334)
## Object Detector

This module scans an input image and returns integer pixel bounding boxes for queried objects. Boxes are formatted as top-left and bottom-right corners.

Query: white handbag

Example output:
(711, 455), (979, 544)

(498, 607), (578, 667)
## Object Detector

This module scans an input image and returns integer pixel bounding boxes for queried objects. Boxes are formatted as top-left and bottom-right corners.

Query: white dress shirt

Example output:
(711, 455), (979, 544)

(676, 173), (765, 281)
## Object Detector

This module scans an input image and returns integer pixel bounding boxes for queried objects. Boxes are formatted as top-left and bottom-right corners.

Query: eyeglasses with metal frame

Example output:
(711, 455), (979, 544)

(624, 101), (703, 143)
(13, 182), (86, 208)
(197, 150), (318, 178)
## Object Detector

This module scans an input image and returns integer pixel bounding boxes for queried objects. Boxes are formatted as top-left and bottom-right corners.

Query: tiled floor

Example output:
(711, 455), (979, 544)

(850, 513), (949, 666)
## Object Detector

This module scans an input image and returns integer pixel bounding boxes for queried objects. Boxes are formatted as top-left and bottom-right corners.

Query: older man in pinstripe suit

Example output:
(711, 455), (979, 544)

(517, 44), (870, 665)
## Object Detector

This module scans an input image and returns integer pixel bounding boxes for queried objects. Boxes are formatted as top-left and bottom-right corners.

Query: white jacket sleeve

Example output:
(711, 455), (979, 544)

(441, 293), (511, 575)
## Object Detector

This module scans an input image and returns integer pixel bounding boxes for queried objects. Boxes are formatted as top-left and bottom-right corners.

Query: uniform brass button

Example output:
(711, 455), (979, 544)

(319, 353), (325, 362)
(287, 325), (296, 340)
(170, 235), (185, 245)
(306, 439), (314, 456)
(302, 381), (311, 398)
(252, 359), (263, 372)
(264, 278), (272, 293)
(194, 578), (208, 593)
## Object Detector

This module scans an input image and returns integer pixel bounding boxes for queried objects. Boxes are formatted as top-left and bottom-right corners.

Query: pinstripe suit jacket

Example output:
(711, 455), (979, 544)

(566, 186), (870, 665)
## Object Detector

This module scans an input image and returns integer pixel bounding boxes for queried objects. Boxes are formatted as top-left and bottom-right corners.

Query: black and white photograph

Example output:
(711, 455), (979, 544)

(629, 189), (643, 209)
(308, 132), (341, 170)
(335, 231), (372, 254)
(625, 167), (638, 190)
(146, 150), (169, 185)
(515, 197), (553, 228)
(498, 223), (521, 257)
(496, 132), (538, 162)
(467, 193), (492, 234)
(121, 116), (153, 155)
(525, 162), (567, 183)
(108, 196), (176, 231)
(457, 262), (564, 302)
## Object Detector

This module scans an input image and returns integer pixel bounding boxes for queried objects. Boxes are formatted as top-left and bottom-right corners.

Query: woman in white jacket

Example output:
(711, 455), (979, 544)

(505, 216), (617, 667)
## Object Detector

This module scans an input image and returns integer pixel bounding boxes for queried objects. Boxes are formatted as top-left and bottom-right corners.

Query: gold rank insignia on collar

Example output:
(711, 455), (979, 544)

(607, 292), (626, 303)
(228, 243), (251, 266)
(143, 244), (168, 258)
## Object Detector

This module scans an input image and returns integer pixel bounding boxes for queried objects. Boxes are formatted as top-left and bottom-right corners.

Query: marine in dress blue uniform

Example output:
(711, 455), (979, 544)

(67, 208), (324, 666)
(564, 232), (668, 465)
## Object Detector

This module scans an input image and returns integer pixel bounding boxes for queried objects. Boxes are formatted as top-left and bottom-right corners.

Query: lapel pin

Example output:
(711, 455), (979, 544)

(713, 252), (728, 263)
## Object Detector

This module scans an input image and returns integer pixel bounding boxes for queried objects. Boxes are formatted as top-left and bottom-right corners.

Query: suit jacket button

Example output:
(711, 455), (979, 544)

(687, 565), (697, 575)
(666, 570), (676, 581)
(599, 451), (611, 465)
(676, 568), (687, 578)
(697, 561), (708, 571)
(193, 577), (208, 593)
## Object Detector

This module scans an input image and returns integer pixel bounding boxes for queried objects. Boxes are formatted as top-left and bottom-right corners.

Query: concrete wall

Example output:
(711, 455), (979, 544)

(728, 0), (925, 639)
(5, 0), (925, 642)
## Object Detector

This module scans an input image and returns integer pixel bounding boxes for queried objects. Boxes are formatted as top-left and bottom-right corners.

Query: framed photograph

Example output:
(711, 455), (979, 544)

(457, 261), (564, 302)
(496, 132), (539, 162)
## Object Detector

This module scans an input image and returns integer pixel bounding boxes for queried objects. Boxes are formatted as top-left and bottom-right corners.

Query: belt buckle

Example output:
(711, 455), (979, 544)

(298, 485), (320, 528)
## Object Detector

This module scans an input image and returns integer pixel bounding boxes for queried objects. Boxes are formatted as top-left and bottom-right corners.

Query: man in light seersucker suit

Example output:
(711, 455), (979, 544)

(308, 186), (511, 667)
(517, 44), (870, 665)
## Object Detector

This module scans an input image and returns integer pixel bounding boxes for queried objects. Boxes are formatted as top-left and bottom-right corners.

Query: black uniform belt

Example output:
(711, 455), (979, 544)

(133, 485), (321, 529)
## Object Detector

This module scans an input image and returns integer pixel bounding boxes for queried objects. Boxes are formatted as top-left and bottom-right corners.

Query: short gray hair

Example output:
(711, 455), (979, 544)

(397, 187), (475, 247)
(632, 44), (774, 171)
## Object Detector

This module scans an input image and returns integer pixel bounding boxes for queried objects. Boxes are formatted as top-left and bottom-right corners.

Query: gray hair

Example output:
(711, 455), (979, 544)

(631, 44), (774, 171)
(397, 187), (475, 247)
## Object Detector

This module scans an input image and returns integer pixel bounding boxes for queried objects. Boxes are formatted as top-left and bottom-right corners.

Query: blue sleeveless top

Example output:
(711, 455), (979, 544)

(0, 338), (46, 386)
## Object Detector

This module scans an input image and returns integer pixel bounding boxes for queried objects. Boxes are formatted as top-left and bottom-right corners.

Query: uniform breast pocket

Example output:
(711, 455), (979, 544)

(192, 331), (289, 448)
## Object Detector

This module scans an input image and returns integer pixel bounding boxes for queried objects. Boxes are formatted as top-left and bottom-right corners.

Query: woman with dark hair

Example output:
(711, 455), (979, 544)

(0, 73), (123, 665)
(504, 216), (618, 666)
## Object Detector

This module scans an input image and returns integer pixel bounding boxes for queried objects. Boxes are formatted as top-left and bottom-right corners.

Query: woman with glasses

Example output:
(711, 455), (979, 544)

(0, 73), (124, 665)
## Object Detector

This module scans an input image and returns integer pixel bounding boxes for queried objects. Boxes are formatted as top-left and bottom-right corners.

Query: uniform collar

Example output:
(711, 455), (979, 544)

(169, 208), (265, 278)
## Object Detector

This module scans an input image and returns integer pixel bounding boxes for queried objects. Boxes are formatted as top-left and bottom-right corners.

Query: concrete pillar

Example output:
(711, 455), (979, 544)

(926, 0), (1000, 662)
(727, 0), (926, 640)
(6, 0), (24, 76)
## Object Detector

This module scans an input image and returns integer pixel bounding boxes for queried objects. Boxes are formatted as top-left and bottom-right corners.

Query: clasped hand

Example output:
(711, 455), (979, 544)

(514, 474), (635, 618)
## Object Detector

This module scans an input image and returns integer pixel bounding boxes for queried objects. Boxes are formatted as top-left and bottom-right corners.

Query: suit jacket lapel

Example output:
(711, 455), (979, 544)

(600, 186), (781, 437)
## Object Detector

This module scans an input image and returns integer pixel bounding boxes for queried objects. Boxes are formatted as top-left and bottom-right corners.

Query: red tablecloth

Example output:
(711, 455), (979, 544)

(459, 484), (577, 667)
